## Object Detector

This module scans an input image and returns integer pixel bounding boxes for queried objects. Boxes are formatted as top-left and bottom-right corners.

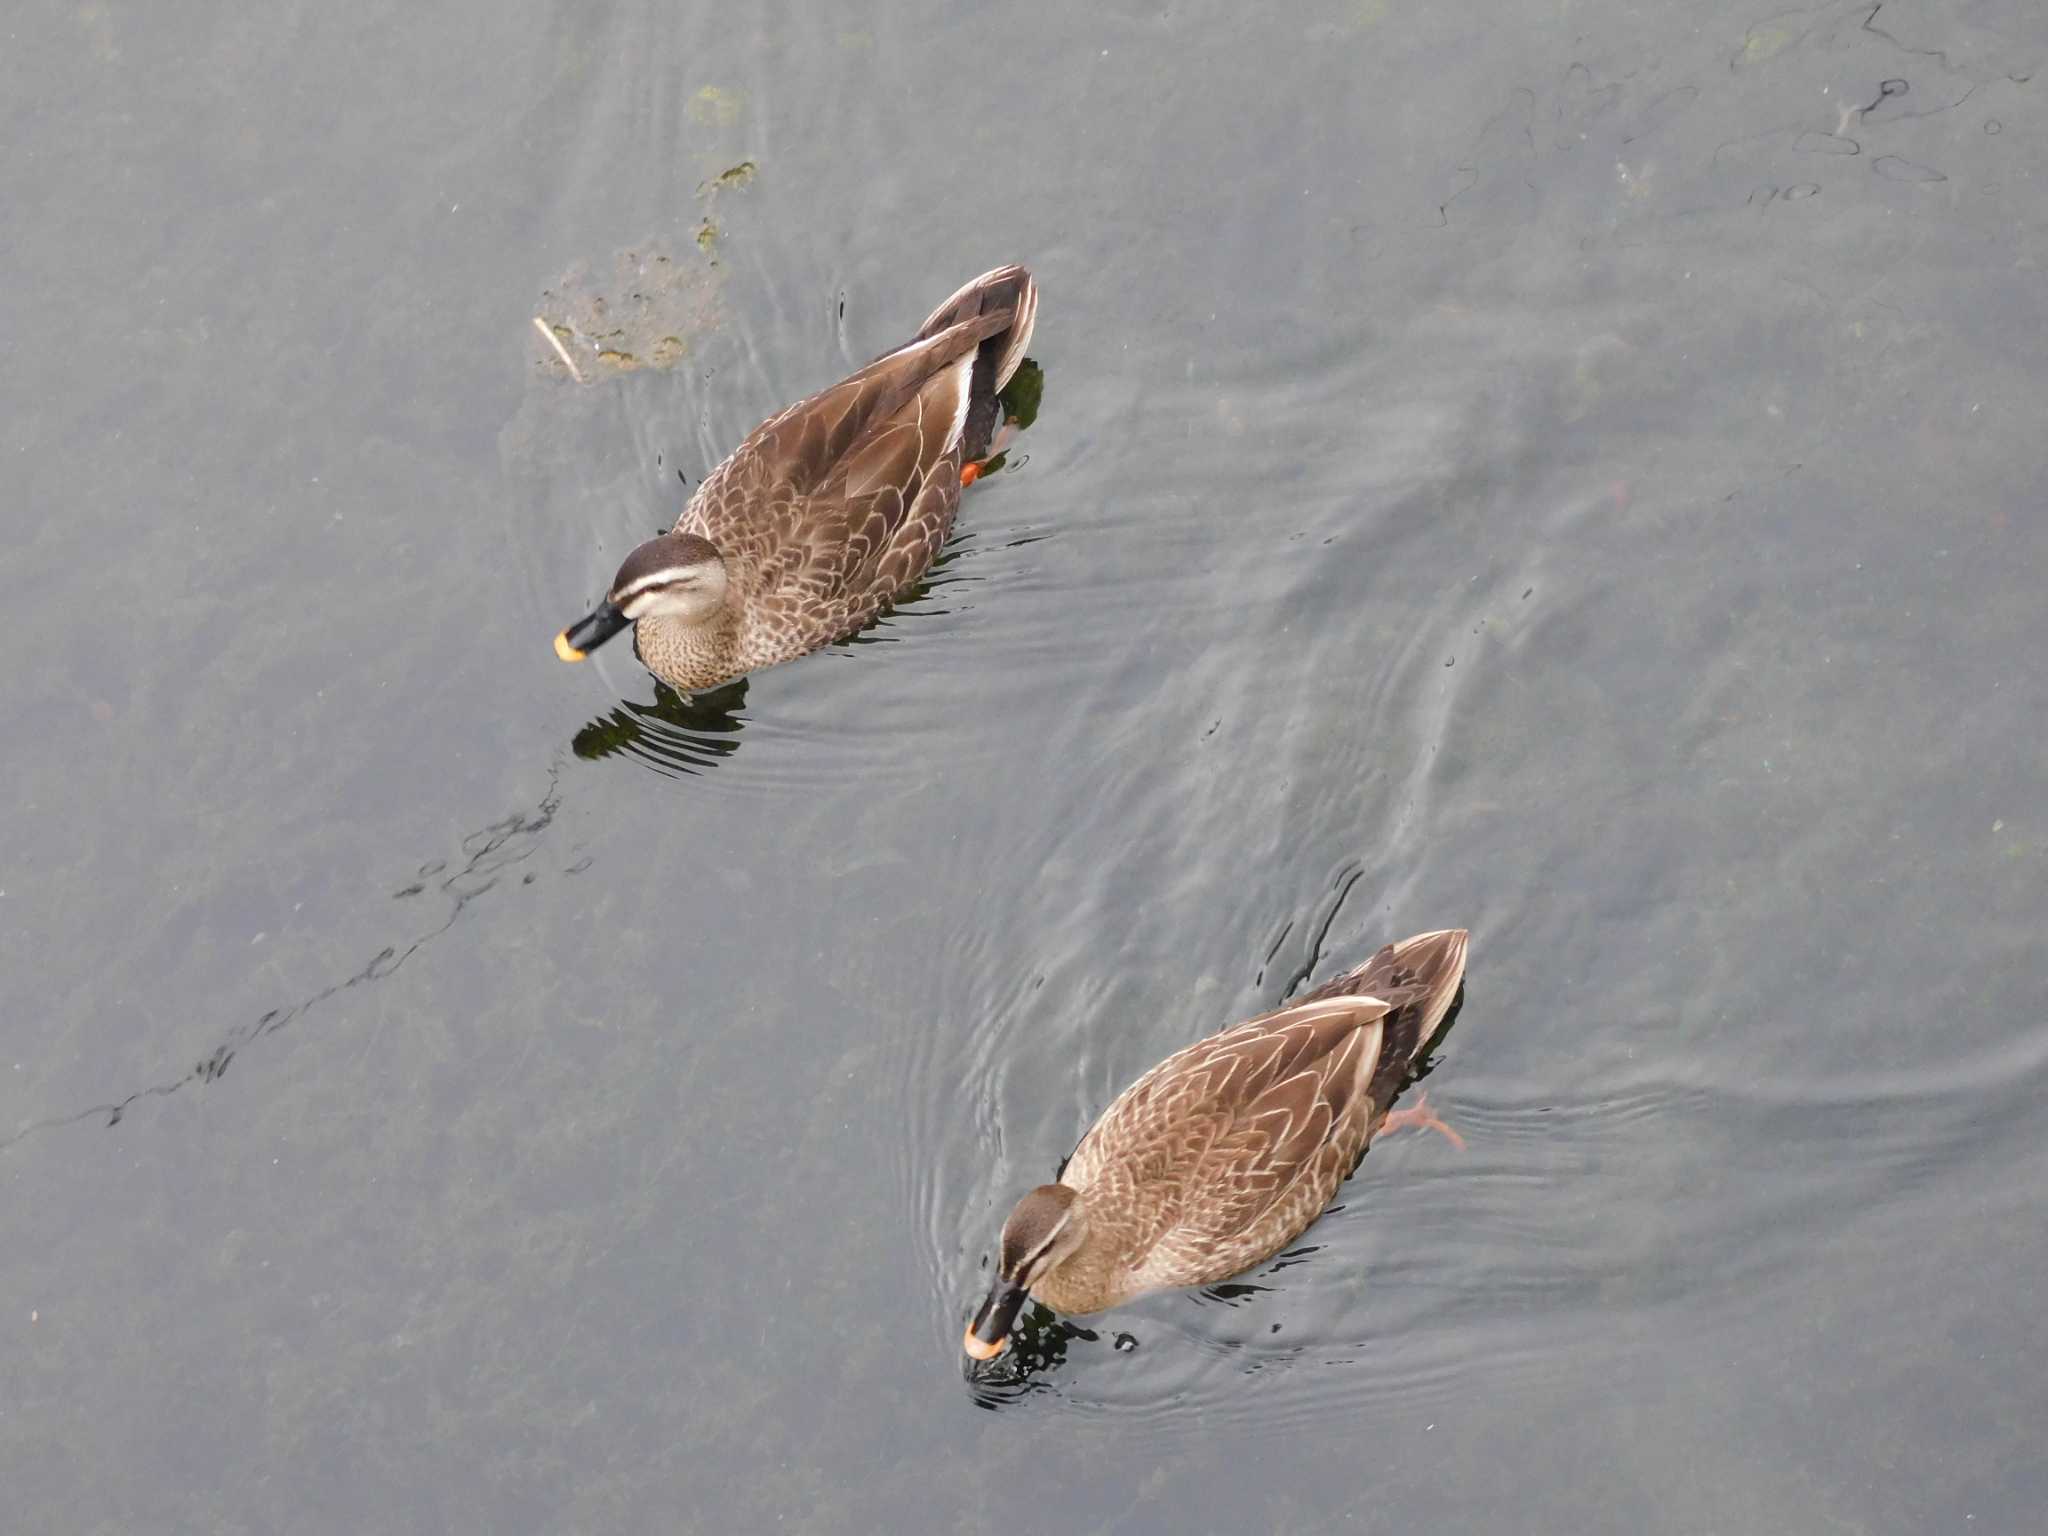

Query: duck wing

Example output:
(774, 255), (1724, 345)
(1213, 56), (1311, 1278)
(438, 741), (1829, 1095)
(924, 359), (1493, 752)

(682, 306), (1010, 613)
(1063, 994), (1393, 1262)
(1295, 928), (1469, 1114)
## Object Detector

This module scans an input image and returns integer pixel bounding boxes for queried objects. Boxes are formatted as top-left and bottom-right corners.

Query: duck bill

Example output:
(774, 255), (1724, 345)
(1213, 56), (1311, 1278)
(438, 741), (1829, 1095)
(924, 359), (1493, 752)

(963, 1281), (1029, 1361)
(554, 602), (629, 662)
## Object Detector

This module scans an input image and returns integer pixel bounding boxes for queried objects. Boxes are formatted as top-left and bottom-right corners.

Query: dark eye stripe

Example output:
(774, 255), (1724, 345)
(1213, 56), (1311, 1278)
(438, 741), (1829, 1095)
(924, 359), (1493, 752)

(1018, 1223), (1065, 1275)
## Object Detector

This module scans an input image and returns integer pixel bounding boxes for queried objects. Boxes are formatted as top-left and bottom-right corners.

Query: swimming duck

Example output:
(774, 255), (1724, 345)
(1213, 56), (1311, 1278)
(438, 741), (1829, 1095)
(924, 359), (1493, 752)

(555, 264), (1038, 692)
(965, 928), (1469, 1360)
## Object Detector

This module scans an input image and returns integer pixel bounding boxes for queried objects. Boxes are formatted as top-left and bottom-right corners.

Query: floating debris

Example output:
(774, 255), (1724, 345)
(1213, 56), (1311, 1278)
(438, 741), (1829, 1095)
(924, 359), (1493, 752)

(533, 241), (721, 381)
(531, 316), (585, 383)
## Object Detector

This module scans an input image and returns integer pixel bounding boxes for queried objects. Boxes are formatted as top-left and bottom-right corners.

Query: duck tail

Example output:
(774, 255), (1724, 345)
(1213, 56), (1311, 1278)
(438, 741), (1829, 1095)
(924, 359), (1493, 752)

(1385, 928), (1470, 1062)
(918, 264), (1038, 396)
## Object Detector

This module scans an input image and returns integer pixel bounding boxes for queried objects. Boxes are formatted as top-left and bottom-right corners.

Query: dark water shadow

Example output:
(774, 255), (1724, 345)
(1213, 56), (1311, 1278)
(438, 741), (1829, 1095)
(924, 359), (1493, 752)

(573, 678), (750, 777)
(965, 1301), (1100, 1411)
(0, 770), (575, 1156)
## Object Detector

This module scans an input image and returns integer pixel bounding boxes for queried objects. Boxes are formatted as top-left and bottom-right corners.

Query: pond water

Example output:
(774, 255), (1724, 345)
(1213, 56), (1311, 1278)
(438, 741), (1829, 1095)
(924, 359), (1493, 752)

(5, 2), (2044, 1531)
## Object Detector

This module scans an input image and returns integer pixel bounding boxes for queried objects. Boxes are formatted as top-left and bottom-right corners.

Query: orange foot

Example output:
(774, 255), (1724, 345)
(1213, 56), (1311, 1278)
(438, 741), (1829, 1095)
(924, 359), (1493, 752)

(1376, 1090), (1465, 1151)
(960, 422), (1022, 487)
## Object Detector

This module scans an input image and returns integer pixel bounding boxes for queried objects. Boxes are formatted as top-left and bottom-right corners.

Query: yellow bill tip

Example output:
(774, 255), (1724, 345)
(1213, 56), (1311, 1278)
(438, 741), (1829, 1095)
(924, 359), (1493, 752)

(962, 1328), (1007, 1362)
(553, 631), (586, 663)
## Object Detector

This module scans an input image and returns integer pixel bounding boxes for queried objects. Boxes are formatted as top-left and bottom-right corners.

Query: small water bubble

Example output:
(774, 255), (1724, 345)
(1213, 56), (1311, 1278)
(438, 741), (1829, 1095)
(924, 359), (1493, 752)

(1985, 120), (2002, 134)
(1113, 1333), (1138, 1353)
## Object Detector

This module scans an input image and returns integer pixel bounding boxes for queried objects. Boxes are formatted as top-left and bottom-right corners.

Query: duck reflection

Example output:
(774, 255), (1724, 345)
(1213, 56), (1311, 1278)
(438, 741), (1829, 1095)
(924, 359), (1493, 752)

(964, 1300), (1098, 1410)
(572, 678), (749, 777)
(0, 771), (571, 1151)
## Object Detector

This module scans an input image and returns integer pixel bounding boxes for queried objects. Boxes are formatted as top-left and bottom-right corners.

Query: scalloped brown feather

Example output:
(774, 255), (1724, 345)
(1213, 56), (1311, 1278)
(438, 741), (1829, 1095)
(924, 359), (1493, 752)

(1026, 928), (1469, 1316)
(629, 265), (1037, 691)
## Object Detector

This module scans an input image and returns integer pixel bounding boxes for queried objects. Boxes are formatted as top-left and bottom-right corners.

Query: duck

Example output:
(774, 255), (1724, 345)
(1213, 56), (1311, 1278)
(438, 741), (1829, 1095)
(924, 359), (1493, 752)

(965, 928), (1469, 1360)
(554, 264), (1039, 692)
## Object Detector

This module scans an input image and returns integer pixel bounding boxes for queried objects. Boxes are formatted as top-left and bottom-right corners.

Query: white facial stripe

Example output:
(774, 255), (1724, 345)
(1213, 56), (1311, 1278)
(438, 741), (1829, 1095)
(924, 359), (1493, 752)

(613, 568), (697, 603)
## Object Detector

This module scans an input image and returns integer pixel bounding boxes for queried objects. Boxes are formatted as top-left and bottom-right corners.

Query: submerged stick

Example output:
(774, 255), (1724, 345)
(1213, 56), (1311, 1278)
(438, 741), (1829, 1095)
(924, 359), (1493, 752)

(532, 316), (586, 384)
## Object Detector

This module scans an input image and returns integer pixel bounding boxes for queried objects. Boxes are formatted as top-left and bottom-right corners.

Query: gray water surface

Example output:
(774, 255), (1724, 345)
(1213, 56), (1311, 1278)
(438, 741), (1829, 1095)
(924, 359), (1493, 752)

(5, 2), (2045, 1532)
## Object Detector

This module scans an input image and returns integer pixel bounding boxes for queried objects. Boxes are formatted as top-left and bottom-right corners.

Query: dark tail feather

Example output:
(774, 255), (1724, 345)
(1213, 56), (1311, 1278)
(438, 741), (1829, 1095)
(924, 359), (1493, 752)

(1300, 928), (1470, 1095)
(917, 264), (1038, 395)
(1379, 929), (1469, 1056)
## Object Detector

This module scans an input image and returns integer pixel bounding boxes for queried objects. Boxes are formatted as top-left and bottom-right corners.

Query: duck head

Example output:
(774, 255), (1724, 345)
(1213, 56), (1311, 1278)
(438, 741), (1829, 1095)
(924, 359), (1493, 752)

(555, 532), (730, 662)
(964, 1183), (1087, 1361)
